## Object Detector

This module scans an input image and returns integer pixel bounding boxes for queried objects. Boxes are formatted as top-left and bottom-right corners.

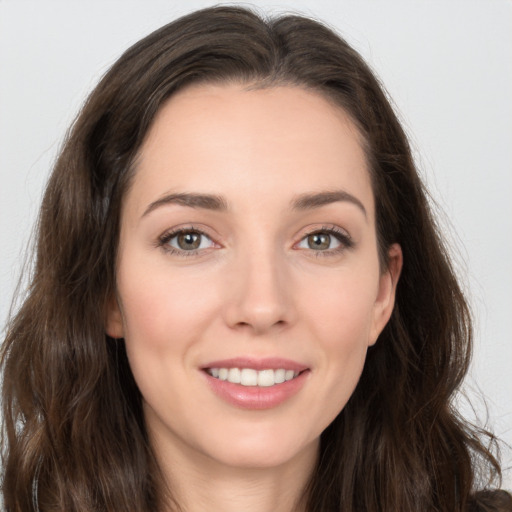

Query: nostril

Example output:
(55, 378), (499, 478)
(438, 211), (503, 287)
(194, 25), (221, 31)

(231, 318), (287, 333)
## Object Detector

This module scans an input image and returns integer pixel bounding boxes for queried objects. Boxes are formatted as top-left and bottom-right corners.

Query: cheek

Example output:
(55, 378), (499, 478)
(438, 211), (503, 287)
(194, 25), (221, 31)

(116, 264), (222, 411)
(118, 261), (219, 343)
(115, 261), (224, 398)
(299, 266), (379, 415)
(302, 266), (379, 347)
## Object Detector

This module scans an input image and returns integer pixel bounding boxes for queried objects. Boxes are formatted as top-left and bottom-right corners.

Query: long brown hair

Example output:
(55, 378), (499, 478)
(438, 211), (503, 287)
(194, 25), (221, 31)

(2, 6), (510, 511)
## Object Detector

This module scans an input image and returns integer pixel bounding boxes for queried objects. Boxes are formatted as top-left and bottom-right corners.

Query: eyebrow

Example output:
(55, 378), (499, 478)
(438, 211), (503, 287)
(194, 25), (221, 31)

(291, 190), (367, 218)
(142, 192), (228, 218)
(141, 189), (366, 219)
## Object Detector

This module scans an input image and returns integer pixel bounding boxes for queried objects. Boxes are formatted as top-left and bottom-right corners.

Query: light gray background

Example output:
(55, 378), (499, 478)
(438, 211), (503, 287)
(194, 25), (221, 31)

(1, 0), (511, 490)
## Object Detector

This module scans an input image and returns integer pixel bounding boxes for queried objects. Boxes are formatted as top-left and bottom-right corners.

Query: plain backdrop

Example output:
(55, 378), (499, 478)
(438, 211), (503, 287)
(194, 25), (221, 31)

(1, 0), (511, 490)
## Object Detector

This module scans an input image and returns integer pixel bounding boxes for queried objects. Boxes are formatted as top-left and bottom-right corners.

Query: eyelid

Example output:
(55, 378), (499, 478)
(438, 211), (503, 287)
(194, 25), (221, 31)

(293, 225), (354, 254)
(155, 223), (353, 258)
(157, 225), (221, 256)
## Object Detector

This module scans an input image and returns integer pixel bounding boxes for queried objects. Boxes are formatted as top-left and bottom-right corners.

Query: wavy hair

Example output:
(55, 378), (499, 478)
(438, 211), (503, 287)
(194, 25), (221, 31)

(2, 6), (510, 511)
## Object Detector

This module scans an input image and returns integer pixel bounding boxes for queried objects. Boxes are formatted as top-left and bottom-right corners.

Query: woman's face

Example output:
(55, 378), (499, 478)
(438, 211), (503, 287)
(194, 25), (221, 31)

(107, 84), (401, 471)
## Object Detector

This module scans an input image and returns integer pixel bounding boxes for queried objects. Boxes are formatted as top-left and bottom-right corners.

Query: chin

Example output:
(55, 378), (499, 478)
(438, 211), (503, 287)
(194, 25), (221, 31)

(201, 429), (319, 471)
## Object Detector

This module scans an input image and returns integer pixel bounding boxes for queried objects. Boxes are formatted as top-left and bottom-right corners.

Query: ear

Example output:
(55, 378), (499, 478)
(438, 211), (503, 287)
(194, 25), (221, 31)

(105, 294), (125, 339)
(368, 243), (402, 346)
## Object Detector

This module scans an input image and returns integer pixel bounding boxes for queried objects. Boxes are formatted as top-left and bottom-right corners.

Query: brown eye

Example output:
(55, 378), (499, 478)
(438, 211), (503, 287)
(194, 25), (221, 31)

(162, 230), (215, 253)
(307, 233), (331, 250)
(177, 232), (202, 250)
(296, 228), (349, 254)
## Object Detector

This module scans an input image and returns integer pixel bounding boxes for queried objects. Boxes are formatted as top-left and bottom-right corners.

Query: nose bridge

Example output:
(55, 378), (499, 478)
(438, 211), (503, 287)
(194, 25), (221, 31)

(224, 234), (293, 333)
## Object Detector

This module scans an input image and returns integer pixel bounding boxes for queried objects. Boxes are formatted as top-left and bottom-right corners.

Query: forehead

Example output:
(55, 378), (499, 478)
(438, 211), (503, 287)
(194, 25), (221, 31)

(126, 83), (373, 219)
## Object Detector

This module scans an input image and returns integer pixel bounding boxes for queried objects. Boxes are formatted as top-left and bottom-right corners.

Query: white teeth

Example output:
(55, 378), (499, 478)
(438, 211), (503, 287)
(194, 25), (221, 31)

(228, 367), (241, 384)
(274, 368), (286, 384)
(207, 367), (300, 387)
(285, 370), (295, 381)
(240, 368), (258, 386)
(257, 369), (275, 387)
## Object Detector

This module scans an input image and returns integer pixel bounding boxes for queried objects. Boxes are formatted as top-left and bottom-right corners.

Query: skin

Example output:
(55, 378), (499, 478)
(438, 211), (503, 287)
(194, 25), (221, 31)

(106, 84), (402, 512)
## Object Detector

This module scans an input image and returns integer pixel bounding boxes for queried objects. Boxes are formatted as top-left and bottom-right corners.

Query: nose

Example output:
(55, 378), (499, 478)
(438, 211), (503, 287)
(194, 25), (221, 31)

(223, 245), (295, 335)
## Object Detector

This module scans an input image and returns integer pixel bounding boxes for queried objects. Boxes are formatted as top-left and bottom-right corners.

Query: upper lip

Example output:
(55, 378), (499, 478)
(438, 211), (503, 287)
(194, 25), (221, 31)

(201, 357), (309, 372)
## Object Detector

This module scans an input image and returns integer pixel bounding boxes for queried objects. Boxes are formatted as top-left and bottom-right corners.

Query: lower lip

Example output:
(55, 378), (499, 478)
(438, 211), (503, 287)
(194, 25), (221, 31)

(204, 370), (310, 410)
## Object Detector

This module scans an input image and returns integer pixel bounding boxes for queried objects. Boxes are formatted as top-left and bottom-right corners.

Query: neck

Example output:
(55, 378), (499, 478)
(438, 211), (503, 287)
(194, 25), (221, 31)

(156, 434), (318, 512)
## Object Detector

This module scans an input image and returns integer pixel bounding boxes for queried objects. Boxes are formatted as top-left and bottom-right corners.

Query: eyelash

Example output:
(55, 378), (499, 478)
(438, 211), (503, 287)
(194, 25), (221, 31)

(157, 226), (215, 257)
(298, 226), (354, 258)
(157, 225), (354, 258)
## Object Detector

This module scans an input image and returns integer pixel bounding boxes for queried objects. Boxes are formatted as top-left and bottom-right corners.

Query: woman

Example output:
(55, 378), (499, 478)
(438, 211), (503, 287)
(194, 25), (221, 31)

(1, 6), (510, 512)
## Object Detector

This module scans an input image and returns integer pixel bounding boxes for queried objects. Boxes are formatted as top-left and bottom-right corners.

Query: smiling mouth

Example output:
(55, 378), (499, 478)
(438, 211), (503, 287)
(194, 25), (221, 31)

(206, 368), (301, 387)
